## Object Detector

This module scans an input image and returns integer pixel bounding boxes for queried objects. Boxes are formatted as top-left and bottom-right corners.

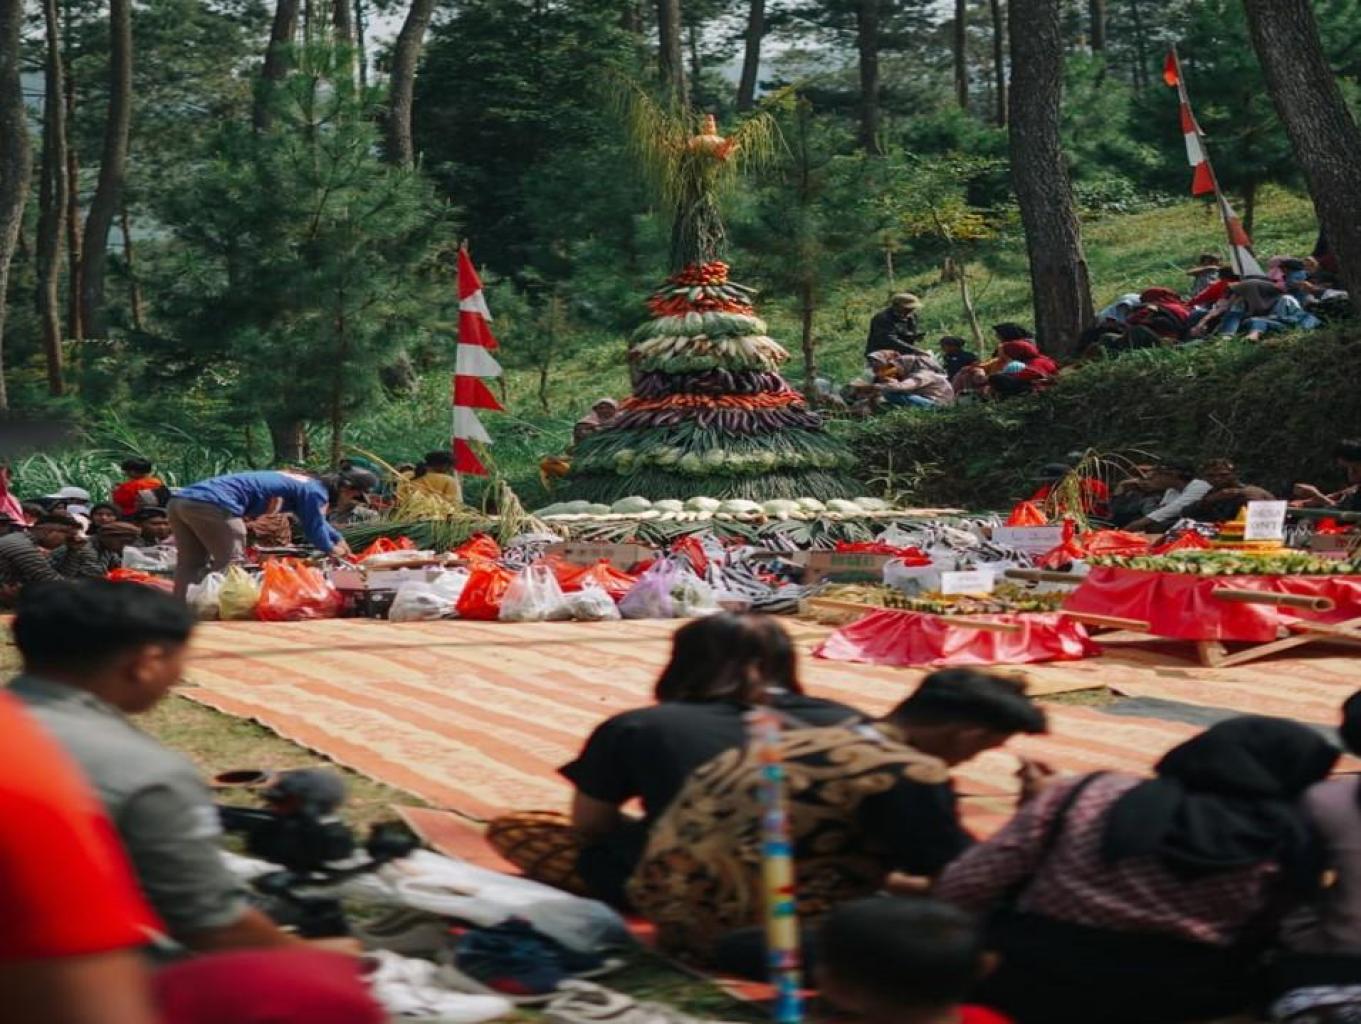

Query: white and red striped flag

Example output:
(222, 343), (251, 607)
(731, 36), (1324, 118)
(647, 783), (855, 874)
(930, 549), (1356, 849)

(452, 245), (503, 477)
(1163, 48), (1265, 278)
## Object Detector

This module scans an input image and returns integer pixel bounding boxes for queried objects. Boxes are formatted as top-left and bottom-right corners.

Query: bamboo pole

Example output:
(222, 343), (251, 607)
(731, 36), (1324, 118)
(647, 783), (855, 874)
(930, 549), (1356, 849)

(1289, 507), (1361, 524)
(1211, 588), (1335, 612)
(1063, 611), (1151, 631)
(802, 597), (1024, 632)
(1004, 569), (1085, 585)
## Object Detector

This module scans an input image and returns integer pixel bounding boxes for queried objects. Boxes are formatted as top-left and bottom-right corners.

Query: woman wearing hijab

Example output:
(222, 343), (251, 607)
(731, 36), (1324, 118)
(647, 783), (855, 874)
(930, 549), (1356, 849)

(862, 350), (955, 410)
(572, 397), (620, 446)
(936, 716), (1339, 1024)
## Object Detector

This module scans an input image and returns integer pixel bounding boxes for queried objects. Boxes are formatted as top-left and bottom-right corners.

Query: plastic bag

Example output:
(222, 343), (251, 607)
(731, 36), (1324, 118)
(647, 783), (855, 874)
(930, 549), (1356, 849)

(555, 559), (637, 601)
(106, 567), (173, 592)
(122, 545), (176, 573)
(218, 565), (262, 620)
(563, 582), (622, 622)
(619, 559), (681, 619)
(428, 569), (470, 607)
(499, 565), (571, 623)
(669, 535), (710, 576)
(883, 560), (940, 596)
(358, 536), (415, 561)
(835, 540), (931, 563)
(1005, 501), (1048, 527)
(389, 582), (451, 623)
(453, 534), (502, 561)
(187, 571), (225, 620)
(255, 558), (344, 621)
(456, 563), (515, 620)
(1079, 530), (1150, 557)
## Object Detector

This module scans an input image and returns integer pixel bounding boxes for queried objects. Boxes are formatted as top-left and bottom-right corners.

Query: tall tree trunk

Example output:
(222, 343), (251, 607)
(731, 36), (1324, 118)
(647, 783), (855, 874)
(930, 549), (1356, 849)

(384, 0), (435, 166)
(62, 0), (82, 344)
(255, 0), (300, 131)
(267, 417), (307, 463)
(119, 201), (143, 330)
(353, 0), (367, 88)
(1243, 0), (1361, 312)
(989, 0), (1007, 126)
(36, 0), (68, 396)
(0, 0), (32, 411)
(1127, 0), (1149, 91)
(1007, 0), (1092, 357)
(332, 0), (352, 45)
(953, 0), (969, 109)
(1089, 0), (1106, 50)
(736, 0), (764, 112)
(620, 1), (641, 35)
(855, 0), (882, 153)
(799, 280), (817, 399)
(80, 0), (133, 339)
(655, 0), (686, 106)
(686, 22), (701, 98)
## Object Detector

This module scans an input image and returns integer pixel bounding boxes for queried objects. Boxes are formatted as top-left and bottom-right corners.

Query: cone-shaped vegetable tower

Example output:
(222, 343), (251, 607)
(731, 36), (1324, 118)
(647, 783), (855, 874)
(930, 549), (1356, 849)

(564, 107), (857, 503)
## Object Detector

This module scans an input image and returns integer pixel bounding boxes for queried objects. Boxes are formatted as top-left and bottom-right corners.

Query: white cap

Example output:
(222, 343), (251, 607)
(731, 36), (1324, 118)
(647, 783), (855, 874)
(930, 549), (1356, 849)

(47, 486), (91, 502)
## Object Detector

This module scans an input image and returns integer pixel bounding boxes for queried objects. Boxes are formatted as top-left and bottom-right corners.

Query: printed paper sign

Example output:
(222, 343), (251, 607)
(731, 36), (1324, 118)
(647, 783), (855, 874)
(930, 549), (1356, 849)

(992, 526), (1065, 553)
(940, 569), (996, 595)
(1243, 501), (1288, 541)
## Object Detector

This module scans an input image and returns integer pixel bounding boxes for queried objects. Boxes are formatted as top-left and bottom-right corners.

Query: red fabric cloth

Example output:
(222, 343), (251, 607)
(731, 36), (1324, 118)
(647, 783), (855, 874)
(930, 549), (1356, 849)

(1191, 278), (1231, 307)
(1062, 567), (1361, 642)
(111, 477), (165, 516)
(813, 610), (1100, 669)
(1000, 340), (1058, 376)
(0, 692), (161, 960)
(155, 949), (384, 1024)
(962, 1007), (1015, 1024)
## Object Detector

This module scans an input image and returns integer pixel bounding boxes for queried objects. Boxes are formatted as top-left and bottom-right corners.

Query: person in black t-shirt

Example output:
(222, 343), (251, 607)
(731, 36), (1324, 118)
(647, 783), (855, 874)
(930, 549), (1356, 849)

(486, 614), (862, 908)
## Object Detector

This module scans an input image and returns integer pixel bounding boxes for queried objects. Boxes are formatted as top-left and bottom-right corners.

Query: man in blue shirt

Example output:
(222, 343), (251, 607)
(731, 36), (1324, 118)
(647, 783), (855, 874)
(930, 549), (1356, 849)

(167, 470), (376, 598)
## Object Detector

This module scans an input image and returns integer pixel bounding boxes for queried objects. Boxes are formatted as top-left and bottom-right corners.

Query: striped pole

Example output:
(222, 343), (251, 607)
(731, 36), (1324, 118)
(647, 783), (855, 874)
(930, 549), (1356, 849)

(746, 705), (803, 1024)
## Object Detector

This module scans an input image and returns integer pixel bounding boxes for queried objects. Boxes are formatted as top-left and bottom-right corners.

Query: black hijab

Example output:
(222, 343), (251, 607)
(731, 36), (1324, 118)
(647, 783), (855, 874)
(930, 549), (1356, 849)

(992, 322), (1033, 343)
(1101, 716), (1338, 888)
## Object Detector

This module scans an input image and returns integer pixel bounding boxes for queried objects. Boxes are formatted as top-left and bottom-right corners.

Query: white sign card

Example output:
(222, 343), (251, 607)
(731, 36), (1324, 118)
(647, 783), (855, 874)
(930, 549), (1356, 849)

(1242, 500), (1288, 541)
(992, 526), (1065, 553)
(940, 569), (996, 595)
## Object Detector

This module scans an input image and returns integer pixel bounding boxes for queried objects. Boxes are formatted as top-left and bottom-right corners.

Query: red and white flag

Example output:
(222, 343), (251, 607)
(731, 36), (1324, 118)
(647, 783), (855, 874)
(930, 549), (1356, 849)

(1164, 47), (1264, 278)
(452, 246), (503, 477)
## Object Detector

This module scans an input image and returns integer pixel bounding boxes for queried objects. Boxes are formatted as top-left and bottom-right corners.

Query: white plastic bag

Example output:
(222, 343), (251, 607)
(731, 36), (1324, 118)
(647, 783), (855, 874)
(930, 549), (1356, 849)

(563, 582), (622, 622)
(186, 571), (225, 620)
(428, 569), (470, 608)
(883, 559), (939, 596)
(122, 545), (176, 573)
(389, 582), (450, 623)
(499, 565), (571, 622)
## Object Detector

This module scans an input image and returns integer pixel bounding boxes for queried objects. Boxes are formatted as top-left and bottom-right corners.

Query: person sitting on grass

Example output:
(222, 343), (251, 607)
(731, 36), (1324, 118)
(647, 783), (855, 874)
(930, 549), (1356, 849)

(627, 670), (1048, 967)
(409, 450), (461, 502)
(92, 521), (143, 572)
(936, 716), (1338, 1024)
(112, 458), (166, 517)
(939, 336), (979, 379)
(818, 898), (1012, 1024)
(10, 581), (309, 952)
(487, 613), (862, 909)
(1219, 278), (1321, 341)
(988, 329), (1057, 400)
(855, 350), (954, 411)
(1185, 458), (1276, 522)
(1292, 439), (1361, 514)
(1124, 461), (1214, 534)
(572, 398), (620, 447)
(0, 512), (103, 607)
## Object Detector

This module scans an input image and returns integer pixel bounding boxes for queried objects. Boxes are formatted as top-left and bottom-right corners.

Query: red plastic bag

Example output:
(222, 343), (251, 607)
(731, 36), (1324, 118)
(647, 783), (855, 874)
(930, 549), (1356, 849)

(1079, 530), (1150, 557)
(834, 540), (931, 564)
(255, 558), (343, 621)
(1006, 501), (1048, 526)
(1151, 531), (1214, 554)
(1038, 520), (1087, 569)
(556, 560), (638, 601)
(1316, 518), (1348, 536)
(106, 568), (173, 592)
(455, 562), (515, 620)
(358, 536), (415, 560)
(669, 535), (709, 576)
(453, 534), (501, 561)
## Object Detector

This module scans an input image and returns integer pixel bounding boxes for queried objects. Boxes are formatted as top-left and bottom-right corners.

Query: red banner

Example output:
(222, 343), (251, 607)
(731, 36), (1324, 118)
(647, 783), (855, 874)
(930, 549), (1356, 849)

(813, 610), (1100, 669)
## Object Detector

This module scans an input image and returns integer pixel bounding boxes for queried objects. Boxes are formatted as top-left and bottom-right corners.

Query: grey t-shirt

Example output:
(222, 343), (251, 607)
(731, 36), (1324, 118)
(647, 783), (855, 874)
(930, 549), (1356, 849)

(10, 675), (248, 941)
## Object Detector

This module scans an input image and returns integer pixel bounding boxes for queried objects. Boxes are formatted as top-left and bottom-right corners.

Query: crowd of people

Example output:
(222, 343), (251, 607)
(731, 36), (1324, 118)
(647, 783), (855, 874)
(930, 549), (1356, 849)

(846, 244), (1348, 415)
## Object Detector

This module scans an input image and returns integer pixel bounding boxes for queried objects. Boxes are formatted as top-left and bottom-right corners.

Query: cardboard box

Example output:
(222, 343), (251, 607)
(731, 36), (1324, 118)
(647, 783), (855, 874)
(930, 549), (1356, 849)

(544, 542), (657, 572)
(800, 551), (896, 584)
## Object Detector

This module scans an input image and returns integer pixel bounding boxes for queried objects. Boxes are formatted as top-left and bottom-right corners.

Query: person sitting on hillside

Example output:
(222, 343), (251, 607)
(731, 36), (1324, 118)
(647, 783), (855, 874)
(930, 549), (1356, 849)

(627, 670), (1048, 966)
(936, 716), (1339, 1024)
(572, 398), (620, 446)
(112, 458), (166, 517)
(89, 503), (121, 530)
(989, 329), (1057, 399)
(1109, 464), (1161, 527)
(487, 614), (862, 909)
(0, 513), (103, 607)
(1186, 458), (1276, 522)
(409, 451), (461, 502)
(1123, 287), (1192, 346)
(1292, 439), (1361, 514)
(1076, 294), (1142, 357)
(817, 898), (1013, 1024)
(1185, 253), (1223, 298)
(1187, 268), (1242, 337)
(1219, 278), (1321, 340)
(939, 336), (979, 379)
(866, 293), (926, 359)
(132, 507), (175, 548)
(856, 350), (955, 411)
(1123, 461), (1214, 534)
